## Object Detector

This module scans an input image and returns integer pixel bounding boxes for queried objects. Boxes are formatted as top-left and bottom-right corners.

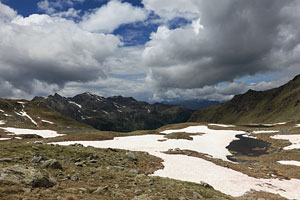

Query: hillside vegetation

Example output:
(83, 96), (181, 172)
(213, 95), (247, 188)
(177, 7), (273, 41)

(190, 74), (300, 124)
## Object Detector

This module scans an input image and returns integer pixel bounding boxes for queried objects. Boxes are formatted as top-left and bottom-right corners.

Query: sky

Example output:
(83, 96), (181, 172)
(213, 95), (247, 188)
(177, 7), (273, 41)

(0, 0), (300, 102)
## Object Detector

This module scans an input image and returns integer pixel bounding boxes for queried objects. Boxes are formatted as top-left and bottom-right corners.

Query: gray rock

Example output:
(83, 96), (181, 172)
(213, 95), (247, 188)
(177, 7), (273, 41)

(87, 153), (98, 160)
(78, 188), (88, 193)
(129, 169), (139, 174)
(192, 191), (203, 199)
(88, 159), (98, 164)
(31, 154), (47, 163)
(70, 143), (84, 147)
(22, 188), (31, 193)
(75, 161), (85, 167)
(179, 197), (188, 200)
(42, 159), (62, 170)
(0, 158), (13, 162)
(134, 189), (143, 196)
(126, 152), (137, 161)
(147, 178), (154, 185)
(92, 186), (108, 194)
(71, 174), (80, 181)
(132, 194), (150, 200)
(64, 188), (78, 193)
(0, 165), (56, 188)
(200, 181), (213, 189)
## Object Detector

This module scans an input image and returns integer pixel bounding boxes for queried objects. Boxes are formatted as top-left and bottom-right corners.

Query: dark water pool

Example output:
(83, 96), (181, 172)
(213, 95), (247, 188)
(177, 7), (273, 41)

(226, 134), (270, 158)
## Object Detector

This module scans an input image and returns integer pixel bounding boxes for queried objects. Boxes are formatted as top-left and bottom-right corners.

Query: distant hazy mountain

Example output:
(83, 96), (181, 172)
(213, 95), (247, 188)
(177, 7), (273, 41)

(190, 74), (300, 124)
(33, 93), (193, 132)
(161, 99), (221, 110)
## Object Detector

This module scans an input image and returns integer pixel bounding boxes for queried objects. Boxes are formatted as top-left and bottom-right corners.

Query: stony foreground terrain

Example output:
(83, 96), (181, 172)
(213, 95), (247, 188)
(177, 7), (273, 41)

(0, 141), (233, 200)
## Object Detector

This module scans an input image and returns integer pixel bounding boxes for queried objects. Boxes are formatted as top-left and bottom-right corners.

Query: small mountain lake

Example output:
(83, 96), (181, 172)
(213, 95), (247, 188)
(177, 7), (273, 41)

(226, 134), (270, 158)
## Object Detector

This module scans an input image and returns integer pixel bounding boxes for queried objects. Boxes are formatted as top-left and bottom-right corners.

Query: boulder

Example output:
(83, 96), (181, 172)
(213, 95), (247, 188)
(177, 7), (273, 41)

(42, 159), (62, 170)
(0, 165), (56, 188)
(31, 154), (47, 163)
(126, 152), (137, 161)
(0, 158), (13, 162)
(132, 194), (151, 200)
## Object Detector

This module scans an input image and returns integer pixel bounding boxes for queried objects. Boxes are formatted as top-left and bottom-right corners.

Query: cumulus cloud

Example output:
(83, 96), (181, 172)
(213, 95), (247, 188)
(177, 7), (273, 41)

(38, 0), (84, 14)
(143, 0), (300, 92)
(0, 2), (120, 96)
(142, 0), (199, 21)
(81, 0), (148, 33)
(0, 2), (17, 21)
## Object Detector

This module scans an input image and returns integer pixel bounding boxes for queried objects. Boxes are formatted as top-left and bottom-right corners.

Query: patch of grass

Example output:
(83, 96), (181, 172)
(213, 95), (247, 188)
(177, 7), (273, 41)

(164, 132), (201, 140)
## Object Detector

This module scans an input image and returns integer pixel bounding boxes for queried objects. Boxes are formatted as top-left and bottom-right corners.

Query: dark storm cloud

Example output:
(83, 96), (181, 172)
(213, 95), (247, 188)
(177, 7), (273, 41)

(143, 0), (300, 89)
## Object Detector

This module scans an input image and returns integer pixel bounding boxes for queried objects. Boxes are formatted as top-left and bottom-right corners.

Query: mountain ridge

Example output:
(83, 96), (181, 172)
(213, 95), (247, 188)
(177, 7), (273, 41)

(33, 92), (193, 132)
(190, 74), (300, 124)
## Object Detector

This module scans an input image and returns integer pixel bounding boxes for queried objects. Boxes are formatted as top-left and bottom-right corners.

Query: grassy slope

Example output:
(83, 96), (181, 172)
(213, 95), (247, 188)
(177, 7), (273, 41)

(190, 74), (300, 124)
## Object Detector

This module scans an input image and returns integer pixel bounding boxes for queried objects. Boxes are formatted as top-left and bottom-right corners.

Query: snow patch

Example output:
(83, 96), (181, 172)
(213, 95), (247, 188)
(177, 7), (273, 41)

(15, 111), (38, 126)
(262, 122), (287, 126)
(69, 101), (82, 109)
(271, 134), (300, 150)
(0, 127), (64, 138)
(0, 109), (4, 112)
(278, 160), (300, 167)
(15, 102), (38, 126)
(252, 130), (279, 134)
(41, 120), (54, 124)
(0, 138), (10, 141)
(0, 120), (5, 125)
(243, 134), (257, 139)
(209, 124), (236, 128)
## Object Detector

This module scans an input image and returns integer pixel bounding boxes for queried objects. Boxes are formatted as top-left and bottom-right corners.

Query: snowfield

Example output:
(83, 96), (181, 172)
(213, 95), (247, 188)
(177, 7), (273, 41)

(271, 134), (300, 150)
(0, 127), (64, 138)
(208, 124), (236, 128)
(52, 125), (300, 199)
(278, 160), (300, 167)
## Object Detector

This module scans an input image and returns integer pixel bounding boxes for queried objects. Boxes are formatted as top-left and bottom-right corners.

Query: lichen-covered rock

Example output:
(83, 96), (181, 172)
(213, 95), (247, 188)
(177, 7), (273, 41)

(31, 154), (47, 163)
(0, 165), (56, 188)
(42, 159), (62, 170)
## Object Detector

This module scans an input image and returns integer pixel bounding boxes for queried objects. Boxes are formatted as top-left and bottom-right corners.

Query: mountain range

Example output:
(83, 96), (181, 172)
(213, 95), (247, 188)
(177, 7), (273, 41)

(33, 93), (193, 132)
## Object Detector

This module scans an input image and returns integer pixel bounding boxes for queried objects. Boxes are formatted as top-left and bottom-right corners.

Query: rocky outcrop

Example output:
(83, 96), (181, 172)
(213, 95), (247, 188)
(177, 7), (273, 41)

(0, 165), (56, 188)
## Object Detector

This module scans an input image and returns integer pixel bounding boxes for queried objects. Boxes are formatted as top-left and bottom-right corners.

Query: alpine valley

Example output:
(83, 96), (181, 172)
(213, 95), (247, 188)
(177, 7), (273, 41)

(2, 75), (300, 200)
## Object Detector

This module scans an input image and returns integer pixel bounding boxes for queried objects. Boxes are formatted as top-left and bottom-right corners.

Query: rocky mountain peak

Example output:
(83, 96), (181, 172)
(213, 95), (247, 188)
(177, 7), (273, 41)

(32, 93), (193, 132)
